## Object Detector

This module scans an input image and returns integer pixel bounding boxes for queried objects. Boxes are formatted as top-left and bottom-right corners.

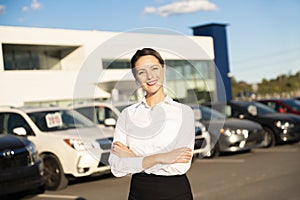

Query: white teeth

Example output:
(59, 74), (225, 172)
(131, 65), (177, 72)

(147, 80), (157, 86)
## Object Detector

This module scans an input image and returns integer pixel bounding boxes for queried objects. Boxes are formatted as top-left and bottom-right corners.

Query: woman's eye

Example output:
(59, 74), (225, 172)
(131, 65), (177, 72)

(138, 71), (145, 75)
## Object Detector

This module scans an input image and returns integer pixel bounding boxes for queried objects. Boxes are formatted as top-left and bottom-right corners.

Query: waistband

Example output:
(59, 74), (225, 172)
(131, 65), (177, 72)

(133, 172), (186, 178)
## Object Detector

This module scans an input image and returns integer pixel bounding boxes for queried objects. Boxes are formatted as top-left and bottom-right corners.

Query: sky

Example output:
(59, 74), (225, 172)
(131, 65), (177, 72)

(0, 0), (299, 84)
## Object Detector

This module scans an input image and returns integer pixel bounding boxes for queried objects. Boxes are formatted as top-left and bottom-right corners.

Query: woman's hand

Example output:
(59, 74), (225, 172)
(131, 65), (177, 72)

(159, 147), (192, 164)
(112, 141), (137, 158)
(142, 147), (192, 169)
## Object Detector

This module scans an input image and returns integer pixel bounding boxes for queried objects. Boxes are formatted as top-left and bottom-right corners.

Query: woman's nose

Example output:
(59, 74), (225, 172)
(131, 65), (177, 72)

(146, 70), (154, 79)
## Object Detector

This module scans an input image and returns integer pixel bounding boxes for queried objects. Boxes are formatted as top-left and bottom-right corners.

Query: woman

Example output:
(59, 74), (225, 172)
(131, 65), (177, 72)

(108, 48), (195, 200)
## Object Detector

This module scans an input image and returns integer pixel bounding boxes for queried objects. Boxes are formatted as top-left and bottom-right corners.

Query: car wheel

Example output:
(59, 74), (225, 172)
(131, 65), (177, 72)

(262, 127), (275, 148)
(206, 141), (220, 158)
(41, 154), (68, 190)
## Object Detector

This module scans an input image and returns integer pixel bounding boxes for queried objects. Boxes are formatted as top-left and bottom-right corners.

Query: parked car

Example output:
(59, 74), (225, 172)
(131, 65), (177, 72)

(206, 101), (300, 147)
(0, 106), (113, 190)
(191, 105), (265, 158)
(71, 102), (121, 128)
(0, 133), (44, 199)
(72, 102), (210, 159)
(193, 120), (211, 159)
(257, 98), (300, 115)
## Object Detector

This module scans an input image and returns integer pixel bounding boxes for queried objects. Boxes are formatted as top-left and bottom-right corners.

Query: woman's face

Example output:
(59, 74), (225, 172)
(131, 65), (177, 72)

(134, 55), (165, 95)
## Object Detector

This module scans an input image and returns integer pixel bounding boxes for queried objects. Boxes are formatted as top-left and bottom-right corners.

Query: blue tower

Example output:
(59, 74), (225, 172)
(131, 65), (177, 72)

(192, 23), (232, 102)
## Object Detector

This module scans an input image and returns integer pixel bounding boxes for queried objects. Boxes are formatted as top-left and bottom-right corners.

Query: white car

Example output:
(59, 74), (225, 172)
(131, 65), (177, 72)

(0, 106), (113, 190)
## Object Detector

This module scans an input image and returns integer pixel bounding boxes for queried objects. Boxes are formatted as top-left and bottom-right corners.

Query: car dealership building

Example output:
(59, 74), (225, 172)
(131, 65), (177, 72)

(0, 23), (232, 106)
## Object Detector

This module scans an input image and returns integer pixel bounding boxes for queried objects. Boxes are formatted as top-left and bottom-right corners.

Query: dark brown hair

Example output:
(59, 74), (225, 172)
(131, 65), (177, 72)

(130, 48), (165, 69)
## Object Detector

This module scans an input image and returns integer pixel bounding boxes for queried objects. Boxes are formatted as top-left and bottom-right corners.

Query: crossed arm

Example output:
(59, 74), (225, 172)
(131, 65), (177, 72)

(112, 141), (192, 169)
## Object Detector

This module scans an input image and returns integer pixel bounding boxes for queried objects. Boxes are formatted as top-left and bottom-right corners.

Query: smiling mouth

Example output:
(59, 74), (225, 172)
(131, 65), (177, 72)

(147, 80), (157, 86)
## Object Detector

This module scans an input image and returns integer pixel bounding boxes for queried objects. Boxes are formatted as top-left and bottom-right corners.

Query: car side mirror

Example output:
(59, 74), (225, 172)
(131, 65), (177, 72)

(13, 127), (27, 136)
(104, 118), (116, 127)
(238, 114), (245, 119)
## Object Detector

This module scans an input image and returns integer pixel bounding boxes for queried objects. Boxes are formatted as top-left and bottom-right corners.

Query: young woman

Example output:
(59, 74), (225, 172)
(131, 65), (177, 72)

(109, 48), (195, 200)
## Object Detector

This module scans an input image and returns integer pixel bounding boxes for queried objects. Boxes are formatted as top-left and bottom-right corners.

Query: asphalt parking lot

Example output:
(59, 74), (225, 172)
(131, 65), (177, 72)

(29, 142), (300, 200)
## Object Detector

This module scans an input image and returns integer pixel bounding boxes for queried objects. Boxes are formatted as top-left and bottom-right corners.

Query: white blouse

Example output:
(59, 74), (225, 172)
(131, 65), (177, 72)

(108, 95), (195, 177)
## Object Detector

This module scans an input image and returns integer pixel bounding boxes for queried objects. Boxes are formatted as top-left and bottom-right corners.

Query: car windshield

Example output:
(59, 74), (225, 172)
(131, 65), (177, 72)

(237, 101), (276, 115)
(283, 99), (300, 111)
(28, 109), (95, 132)
(193, 106), (226, 120)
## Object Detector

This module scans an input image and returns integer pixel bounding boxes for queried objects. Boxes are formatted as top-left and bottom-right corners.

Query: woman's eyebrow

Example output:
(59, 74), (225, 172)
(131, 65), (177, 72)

(136, 64), (160, 69)
(136, 68), (146, 72)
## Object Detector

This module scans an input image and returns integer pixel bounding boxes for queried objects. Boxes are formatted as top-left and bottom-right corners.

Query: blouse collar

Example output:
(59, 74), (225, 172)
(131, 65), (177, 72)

(140, 95), (173, 108)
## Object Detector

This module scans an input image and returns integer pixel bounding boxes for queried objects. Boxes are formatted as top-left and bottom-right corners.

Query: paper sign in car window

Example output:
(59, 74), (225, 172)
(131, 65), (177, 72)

(45, 112), (63, 128)
(247, 105), (257, 116)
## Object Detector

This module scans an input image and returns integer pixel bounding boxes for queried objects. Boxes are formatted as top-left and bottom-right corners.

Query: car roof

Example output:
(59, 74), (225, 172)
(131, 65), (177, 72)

(71, 102), (113, 108)
(17, 106), (70, 113)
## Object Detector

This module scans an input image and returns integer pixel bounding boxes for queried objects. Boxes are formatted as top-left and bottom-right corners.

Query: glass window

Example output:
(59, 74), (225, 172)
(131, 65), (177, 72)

(0, 113), (34, 135)
(283, 99), (300, 111)
(165, 60), (215, 103)
(2, 44), (79, 70)
(102, 59), (130, 69)
(74, 107), (96, 123)
(28, 110), (95, 132)
(165, 60), (214, 81)
(95, 106), (118, 125)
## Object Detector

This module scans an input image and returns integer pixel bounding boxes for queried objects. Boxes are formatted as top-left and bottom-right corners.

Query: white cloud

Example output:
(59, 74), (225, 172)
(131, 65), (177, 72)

(21, 0), (41, 12)
(22, 6), (29, 12)
(144, 0), (217, 17)
(31, 0), (42, 10)
(0, 4), (6, 15)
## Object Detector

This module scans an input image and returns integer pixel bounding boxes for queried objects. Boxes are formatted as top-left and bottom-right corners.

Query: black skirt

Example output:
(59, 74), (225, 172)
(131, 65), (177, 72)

(128, 173), (193, 200)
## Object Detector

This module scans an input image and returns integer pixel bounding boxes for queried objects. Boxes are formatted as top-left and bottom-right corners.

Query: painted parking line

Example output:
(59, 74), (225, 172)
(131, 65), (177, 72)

(253, 148), (298, 153)
(37, 194), (85, 199)
(197, 158), (245, 163)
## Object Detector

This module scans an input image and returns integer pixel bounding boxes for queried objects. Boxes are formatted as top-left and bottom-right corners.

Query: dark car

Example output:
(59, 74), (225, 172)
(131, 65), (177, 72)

(257, 98), (300, 115)
(191, 105), (265, 157)
(0, 133), (44, 199)
(206, 101), (300, 147)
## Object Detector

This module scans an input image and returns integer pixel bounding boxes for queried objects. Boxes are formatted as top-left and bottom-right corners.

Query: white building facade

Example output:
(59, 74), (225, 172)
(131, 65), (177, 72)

(0, 26), (216, 107)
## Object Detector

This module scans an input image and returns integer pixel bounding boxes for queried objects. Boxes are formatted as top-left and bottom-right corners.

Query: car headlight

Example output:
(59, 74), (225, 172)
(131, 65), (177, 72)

(220, 128), (249, 138)
(275, 121), (294, 129)
(236, 129), (249, 136)
(220, 128), (233, 136)
(64, 139), (85, 151)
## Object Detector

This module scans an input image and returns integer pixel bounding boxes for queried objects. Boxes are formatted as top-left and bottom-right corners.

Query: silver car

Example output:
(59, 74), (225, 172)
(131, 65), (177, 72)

(191, 105), (265, 158)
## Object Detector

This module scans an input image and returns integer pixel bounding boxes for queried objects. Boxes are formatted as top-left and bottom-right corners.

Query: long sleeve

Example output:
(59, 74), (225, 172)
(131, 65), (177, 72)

(108, 110), (144, 177)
